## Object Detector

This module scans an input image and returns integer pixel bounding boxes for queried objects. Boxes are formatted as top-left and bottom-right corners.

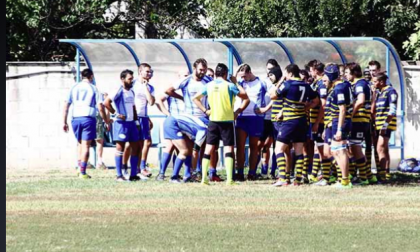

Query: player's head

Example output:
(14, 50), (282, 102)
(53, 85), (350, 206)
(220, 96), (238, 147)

(285, 64), (300, 80)
(323, 63), (339, 87)
(338, 64), (345, 80)
(307, 59), (320, 78)
(81, 68), (94, 82)
(178, 69), (190, 79)
(268, 66), (282, 84)
(344, 62), (362, 82)
(372, 72), (388, 89)
(215, 63), (228, 80)
(363, 67), (371, 81)
(120, 69), (134, 88)
(368, 60), (381, 77)
(266, 59), (279, 75)
(237, 64), (254, 81)
(206, 68), (215, 79)
(138, 63), (152, 81)
(314, 62), (325, 77)
(299, 69), (311, 84)
(193, 58), (208, 80)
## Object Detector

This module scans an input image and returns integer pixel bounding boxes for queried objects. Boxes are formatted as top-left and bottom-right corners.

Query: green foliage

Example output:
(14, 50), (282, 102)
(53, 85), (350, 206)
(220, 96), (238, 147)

(403, 21), (420, 60)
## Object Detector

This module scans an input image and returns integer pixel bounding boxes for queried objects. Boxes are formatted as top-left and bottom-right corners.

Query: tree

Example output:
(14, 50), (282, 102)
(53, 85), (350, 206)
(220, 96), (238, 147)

(403, 21), (420, 60)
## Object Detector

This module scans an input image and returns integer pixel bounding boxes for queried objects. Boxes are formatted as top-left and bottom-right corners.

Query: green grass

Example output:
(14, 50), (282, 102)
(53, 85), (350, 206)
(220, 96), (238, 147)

(6, 168), (420, 252)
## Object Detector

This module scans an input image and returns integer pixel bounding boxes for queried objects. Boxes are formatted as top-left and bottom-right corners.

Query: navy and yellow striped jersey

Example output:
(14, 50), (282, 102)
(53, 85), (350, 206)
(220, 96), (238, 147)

(351, 78), (372, 123)
(375, 85), (398, 131)
(324, 88), (334, 127)
(309, 78), (327, 124)
(271, 96), (284, 122)
(330, 80), (353, 121)
(275, 78), (317, 122)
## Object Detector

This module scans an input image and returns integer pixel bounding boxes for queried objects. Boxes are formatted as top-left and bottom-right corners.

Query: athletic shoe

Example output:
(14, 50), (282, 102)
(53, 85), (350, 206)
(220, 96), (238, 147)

(226, 180), (239, 186)
(302, 177), (310, 184)
(247, 174), (258, 181)
(87, 162), (95, 169)
(96, 163), (108, 170)
(140, 169), (152, 178)
(351, 176), (359, 183)
(329, 176), (337, 184)
(332, 182), (353, 189)
(369, 175), (378, 184)
(116, 175), (127, 182)
(129, 176), (141, 181)
(309, 174), (319, 183)
(314, 178), (329, 186)
(182, 176), (196, 183)
(170, 177), (182, 184)
(138, 173), (149, 181)
(155, 173), (165, 181)
(269, 173), (277, 180)
(201, 180), (210, 185)
(259, 174), (269, 180)
(209, 174), (224, 182)
(293, 180), (303, 186)
(79, 173), (91, 179)
(191, 172), (202, 182)
(272, 180), (290, 187)
(352, 178), (369, 186)
(234, 173), (245, 182)
(122, 168), (129, 178)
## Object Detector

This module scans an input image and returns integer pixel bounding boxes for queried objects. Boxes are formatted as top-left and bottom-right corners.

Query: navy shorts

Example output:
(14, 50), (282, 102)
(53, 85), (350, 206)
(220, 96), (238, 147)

(331, 119), (352, 142)
(138, 117), (151, 140)
(260, 120), (274, 141)
(72, 117), (96, 141)
(236, 116), (264, 137)
(324, 126), (333, 145)
(376, 129), (393, 138)
(309, 123), (325, 143)
(112, 120), (140, 142)
(277, 117), (308, 144)
(163, 116), (185, 140)
(349, 122), (369, 144)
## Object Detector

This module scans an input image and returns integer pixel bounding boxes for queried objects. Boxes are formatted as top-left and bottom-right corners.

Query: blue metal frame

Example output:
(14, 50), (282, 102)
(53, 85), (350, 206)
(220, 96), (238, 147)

(326, 40), (347, 64)
(273, 41), (294, 63)
(76, 48), (80, 82)
(119, 42), (141, 67)
(68, 42), (95, 84)
(61, 37), (406, 158)
(169, 42), (193, 74)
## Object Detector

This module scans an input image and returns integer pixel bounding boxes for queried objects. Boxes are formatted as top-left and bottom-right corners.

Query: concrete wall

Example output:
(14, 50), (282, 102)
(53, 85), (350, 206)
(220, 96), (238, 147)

(5, 63), (420, 169)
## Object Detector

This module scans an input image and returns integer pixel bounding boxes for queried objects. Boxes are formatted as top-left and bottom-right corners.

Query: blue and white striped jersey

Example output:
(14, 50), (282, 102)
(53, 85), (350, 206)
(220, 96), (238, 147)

(67, 79), (102, 118)
(173, 75), (212, 117)
(234, 77), (267, 117)
(132, 79), (155, 117)
(109, 86), (136, 122)
(172, 114), (208, 147)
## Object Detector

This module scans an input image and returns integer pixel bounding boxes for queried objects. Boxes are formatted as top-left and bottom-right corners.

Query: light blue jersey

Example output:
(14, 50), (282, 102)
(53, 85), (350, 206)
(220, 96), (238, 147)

(235, 77), (267, 117)
(67, 79), (102, 118)
(109, 86), (136, 122)
(173, 75), (212, 117)
(132, 79), (155, 117)
(167, 114), (208, 147)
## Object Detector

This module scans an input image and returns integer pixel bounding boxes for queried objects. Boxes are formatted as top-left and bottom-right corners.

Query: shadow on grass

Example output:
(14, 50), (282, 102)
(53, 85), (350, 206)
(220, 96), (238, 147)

(388, 172), (420, 186)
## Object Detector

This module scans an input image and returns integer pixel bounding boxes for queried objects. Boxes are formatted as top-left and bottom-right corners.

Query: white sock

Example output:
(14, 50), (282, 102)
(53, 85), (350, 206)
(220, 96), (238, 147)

(97, 157), (103, 165)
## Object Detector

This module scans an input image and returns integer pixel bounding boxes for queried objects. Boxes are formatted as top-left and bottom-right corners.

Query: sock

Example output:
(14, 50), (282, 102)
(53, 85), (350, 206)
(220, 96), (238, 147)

(276, 153), (286, 181)
(312, 153), (321, 177)
(335, 160), (342, 183)
(286, 170), (291, 182)
(349, 157), (356, 178)
(341, 177), (350, 186)
(303, 155), (309, 178)
(140, 160), (146, 171)
(295, 155), (304, 182)
(321, 159), (331, 181)
(122, 163), (128, 171)
(172, 157), (185, 179)
(331, 158), (337, 178)
(130, 156), (139, 177)
(270, 152), (277, 175)
(248, 168), (257, 176)
(356, 157), (367, 180)
(365, 144), (373, 179)
(80, 162), (87, 175)
(201, 154), (211, 183)
(97, 157), (103, 165)
(225, 153), (234, 184)
(159, 152), (172, 175)
(261, 164), (269, 175)
(386, 168), (391, 180)
(209, 168), (217, 177)
(184, 156), (192, 179)
(256, 154), (261, 169)
(237, 167), (244, 176)
(115, 153), (123, 177)
(374, 149), (380, 169)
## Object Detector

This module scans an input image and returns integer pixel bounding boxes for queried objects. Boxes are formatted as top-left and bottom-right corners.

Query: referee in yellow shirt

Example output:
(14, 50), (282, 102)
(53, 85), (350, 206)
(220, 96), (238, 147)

(193, 63), (249, 185)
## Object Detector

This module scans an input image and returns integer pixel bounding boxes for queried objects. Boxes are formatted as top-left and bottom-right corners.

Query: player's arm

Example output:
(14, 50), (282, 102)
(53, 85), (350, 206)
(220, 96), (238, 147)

(104, 97), (125, 120)
(257, 100), (273, 114)
(307, 88), (320, 109)
(62, 101), (71, 133)
(235, 84), (250, 116)
(193, 93), (210, 116)
(144, 83), (155, 106)
(96, 91), (109, 124)
(156, 95), (171, 116)
(165, 86), (184, 101)
(133, 105), (138, 121)
(380, 92), (398, 135)
(352, 89), (365, 117)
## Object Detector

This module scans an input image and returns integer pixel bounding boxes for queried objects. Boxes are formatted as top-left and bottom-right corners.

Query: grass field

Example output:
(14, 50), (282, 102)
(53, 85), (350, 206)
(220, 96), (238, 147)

(6, 167), (420, 252)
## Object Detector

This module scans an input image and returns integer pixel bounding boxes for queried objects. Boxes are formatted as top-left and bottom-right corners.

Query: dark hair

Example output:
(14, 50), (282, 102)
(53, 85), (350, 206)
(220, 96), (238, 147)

(300, 69), (310, 82)
(285, 64), (300, 77)
(139, 63), (151, 70)
(81, 68), (93, 79)
(373, 72), (388, 82)
(307, 59), (320, 68)
(266, 59), (279, 67)
(345, 62), (363, 78)
(193, 58), (208, 68)
(215, 63), (228, 77)
(207, 68), (214, 74)
(239, 64), (252, 73)
(120, 69), (134, 79)
(368, 60), (381, 69)
(314, 62), (325, 73)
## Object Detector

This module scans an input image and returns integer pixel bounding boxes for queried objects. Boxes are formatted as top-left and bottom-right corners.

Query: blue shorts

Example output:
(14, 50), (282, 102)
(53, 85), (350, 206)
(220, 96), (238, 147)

(273, 121), (282, 138)
(309, 123), (325, 143)
(138, 117), (151, 140)
(198, 116), (209, 125)
(324, 126), (333, 145)
(163, 116), (184, 140)
(277, 117), (308, 144)
(236, 116), (264, 137)
(112, 120), (140, 142)
(72, 117), (96, 141)
(332, 119), (352, 142)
